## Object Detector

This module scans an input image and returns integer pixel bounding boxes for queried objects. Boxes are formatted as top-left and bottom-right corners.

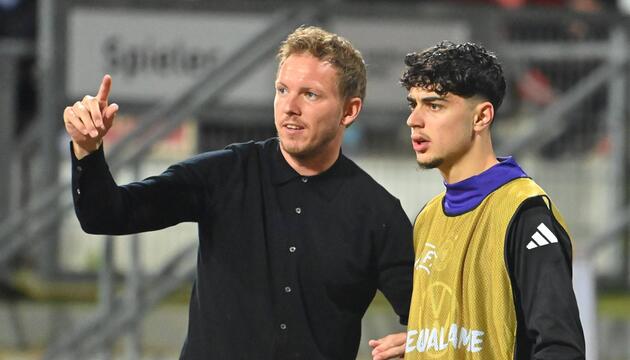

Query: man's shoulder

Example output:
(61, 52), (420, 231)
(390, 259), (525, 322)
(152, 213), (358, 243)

(172, 139), (273, 176)
(223, 138), (276, 153)
(189, 138), (276, 163)
(341, 155), (400, 205)
(497, 177), (546, 199)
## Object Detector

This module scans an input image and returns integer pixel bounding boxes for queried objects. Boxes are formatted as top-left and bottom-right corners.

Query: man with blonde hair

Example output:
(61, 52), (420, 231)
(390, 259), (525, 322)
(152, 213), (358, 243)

(64, 26), (414, 359)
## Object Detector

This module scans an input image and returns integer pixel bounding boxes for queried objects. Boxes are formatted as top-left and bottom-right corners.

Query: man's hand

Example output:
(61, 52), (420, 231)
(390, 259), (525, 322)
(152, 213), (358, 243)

(63, 74), (119, 159)
(369, 332), (406, 360)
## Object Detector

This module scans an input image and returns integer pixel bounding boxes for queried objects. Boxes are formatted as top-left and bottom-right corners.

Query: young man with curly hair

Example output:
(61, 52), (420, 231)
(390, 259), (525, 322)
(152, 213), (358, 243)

(64, 26), (414, 359)
(370, 42), (585, 359)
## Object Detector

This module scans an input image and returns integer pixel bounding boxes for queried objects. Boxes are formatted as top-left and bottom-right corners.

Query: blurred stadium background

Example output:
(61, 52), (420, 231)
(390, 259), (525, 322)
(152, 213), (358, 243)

(1, 0), (630, 359)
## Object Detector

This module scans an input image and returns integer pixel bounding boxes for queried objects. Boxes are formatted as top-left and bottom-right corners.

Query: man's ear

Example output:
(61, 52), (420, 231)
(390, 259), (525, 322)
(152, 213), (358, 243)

(473, 101), (495, 132)
(341, 97), (362, 128)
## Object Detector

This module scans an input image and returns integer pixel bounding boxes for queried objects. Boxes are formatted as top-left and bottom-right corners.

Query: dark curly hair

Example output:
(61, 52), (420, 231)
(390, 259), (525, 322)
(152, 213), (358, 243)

(400, 41), (506, 111)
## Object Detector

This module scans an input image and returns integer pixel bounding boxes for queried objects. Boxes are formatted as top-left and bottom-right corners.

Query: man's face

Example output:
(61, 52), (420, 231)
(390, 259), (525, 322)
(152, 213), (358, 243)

(274, 53), (348, 161)
(406, 87), (479, 171)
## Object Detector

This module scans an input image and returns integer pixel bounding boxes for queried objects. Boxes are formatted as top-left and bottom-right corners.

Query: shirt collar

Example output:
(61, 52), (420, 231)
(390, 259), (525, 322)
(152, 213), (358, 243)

(443, 157), (528, 216)
(270, 139), (301, 185)
(268, 138), (348, 201)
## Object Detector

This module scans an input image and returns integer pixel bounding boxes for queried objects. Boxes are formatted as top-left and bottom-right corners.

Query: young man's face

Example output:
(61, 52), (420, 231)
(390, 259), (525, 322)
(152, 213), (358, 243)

(274, 53), (353, 161)
(406, 86), (480, 171)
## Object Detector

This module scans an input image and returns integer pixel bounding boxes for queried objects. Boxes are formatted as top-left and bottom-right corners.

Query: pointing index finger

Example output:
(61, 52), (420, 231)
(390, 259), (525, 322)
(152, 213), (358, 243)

(96, 74), (112, 104)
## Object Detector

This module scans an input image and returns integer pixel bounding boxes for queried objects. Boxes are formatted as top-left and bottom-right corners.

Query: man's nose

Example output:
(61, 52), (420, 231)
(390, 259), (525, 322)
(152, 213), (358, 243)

(282, 93), (301, 116)
(406, 109), (423, 128)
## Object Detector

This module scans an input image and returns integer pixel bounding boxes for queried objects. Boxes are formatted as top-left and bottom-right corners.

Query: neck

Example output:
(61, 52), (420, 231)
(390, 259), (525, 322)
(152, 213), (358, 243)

(441, 156), (527, 216)
(440, 136), (498, 184)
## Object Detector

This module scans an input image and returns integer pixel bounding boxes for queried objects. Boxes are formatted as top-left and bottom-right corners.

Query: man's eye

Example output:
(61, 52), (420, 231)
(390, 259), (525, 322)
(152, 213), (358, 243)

(305, 91), (318, 99)
(408, 103), (416, 111)
(429, 103), (441, 110)
(276, 87), (287, 94)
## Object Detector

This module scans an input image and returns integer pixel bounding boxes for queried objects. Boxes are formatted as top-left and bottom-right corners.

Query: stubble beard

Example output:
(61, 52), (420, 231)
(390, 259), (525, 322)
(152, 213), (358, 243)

(417, 157), (443, 170)
(278, 130), (337, 161)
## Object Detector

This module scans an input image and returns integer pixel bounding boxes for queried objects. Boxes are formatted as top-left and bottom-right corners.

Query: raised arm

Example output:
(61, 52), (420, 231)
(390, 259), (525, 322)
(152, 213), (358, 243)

(65, 75), (209, 235)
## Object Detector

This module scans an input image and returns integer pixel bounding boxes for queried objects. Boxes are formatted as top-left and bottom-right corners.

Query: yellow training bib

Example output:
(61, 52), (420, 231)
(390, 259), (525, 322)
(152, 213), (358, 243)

(405, 178), (565, 359)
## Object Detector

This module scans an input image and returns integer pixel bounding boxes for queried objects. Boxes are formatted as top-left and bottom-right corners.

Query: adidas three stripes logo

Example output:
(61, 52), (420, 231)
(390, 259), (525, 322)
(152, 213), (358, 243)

(526, 223), (558, 250)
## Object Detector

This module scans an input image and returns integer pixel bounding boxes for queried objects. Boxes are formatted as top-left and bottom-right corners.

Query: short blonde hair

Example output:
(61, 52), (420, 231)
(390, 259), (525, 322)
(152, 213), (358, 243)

(277, 25), (367, 101)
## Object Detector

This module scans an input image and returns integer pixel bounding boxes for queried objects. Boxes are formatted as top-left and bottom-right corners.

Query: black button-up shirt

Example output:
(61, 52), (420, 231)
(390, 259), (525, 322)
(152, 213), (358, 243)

(71, 138), (414, 360)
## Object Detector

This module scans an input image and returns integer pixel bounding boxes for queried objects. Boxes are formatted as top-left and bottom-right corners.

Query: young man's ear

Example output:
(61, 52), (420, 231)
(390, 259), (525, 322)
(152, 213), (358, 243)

(340, 97), (362, 128)
(473, 101), (495, 131)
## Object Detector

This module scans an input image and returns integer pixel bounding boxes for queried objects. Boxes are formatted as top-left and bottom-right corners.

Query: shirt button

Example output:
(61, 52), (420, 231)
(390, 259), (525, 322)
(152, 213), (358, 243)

(76, 188), (81, 195)
(301, 177), (308, 183)
(284, 286), (292, 293)
(76, 165), (83, 172)
(289, 246), (296, 253)
(295, 207), (301, 214)
(280, 323), (287, 330)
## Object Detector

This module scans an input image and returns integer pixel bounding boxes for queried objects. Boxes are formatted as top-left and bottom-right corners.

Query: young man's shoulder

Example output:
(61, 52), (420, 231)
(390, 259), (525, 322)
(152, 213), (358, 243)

(500, 177), (545, 195)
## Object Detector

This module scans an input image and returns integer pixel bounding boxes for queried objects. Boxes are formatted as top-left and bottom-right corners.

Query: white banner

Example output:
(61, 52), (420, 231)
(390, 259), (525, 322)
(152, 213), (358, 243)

(66, 8), (470, 109)
(66, 8), (272, 102)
